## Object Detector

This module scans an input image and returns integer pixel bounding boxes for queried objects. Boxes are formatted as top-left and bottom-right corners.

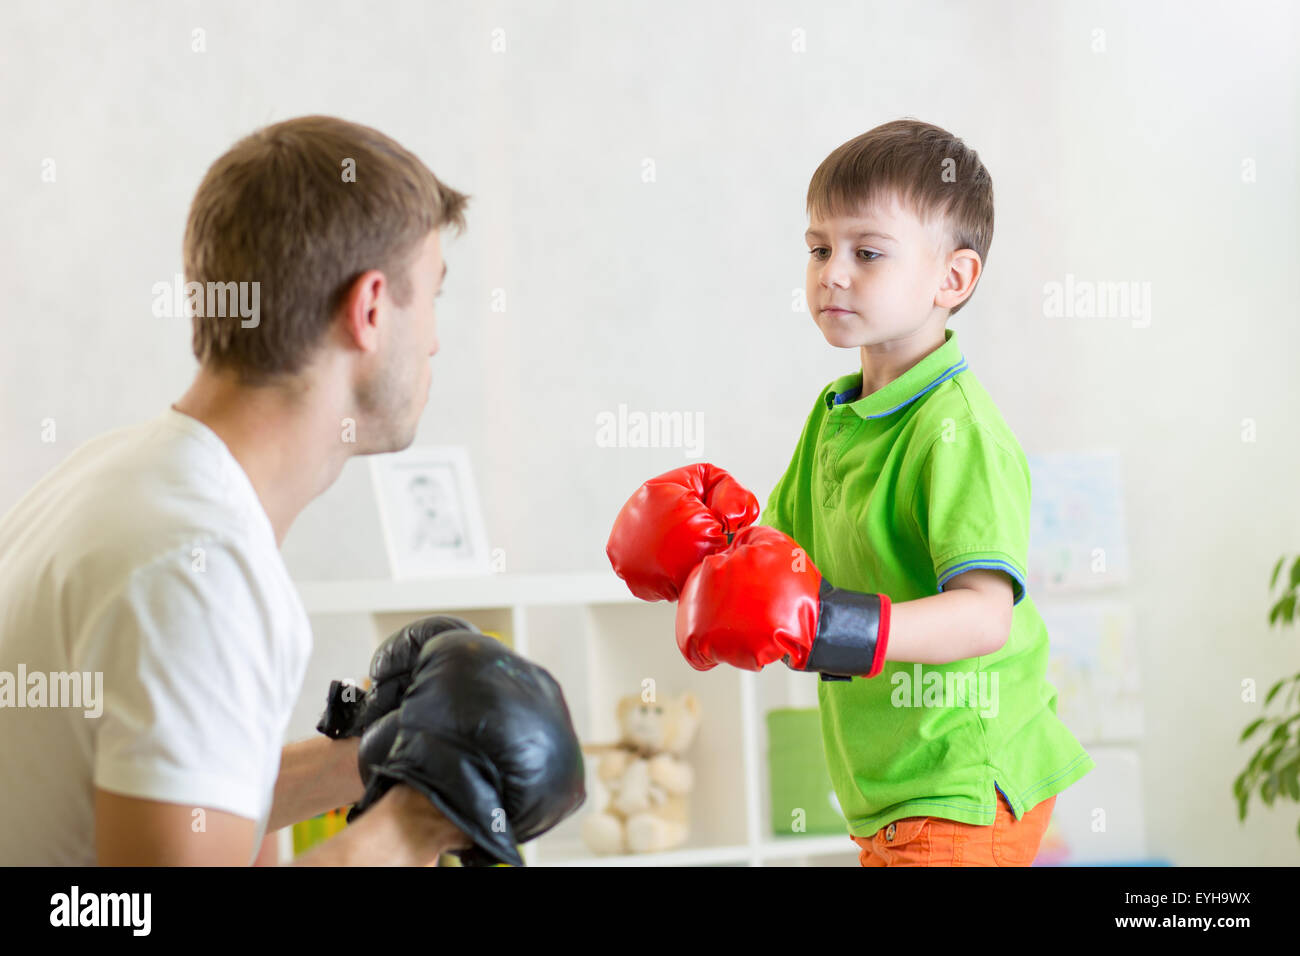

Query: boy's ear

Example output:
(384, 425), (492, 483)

(937, 249), (981, 310)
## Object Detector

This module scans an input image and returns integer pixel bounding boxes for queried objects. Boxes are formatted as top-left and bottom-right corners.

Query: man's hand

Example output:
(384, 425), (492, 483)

(316, 614), (476, 739)
(348, 628), (586, 866)
(292, 783), (470, 867)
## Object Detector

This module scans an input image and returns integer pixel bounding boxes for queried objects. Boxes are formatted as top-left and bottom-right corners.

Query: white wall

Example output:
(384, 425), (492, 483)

(2, 0), (1297, 865)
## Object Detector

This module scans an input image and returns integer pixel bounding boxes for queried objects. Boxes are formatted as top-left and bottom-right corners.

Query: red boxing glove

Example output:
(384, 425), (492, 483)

(675, 525), (891, 680)
(606, 464), (760, 602)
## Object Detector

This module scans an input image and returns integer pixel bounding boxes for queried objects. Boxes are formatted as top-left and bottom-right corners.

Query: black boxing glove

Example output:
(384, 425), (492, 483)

(356, 709), (401, 791)
(316, 614), (477, 739)
(347, 629), (586, 867)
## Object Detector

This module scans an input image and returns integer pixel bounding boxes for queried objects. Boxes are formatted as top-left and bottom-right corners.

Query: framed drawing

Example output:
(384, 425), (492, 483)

(370, 445), (492, 578)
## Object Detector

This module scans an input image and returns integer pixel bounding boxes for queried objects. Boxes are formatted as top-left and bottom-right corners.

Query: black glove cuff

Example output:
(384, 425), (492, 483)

(804, 579), (888, 680)
(316, 679), (367, 739)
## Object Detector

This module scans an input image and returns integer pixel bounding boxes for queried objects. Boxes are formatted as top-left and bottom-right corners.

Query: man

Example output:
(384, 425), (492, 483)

(0, 115), (582, 865)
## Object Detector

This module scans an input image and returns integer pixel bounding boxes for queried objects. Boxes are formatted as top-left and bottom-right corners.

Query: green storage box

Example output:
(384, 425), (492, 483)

(766, 707), (846, 836)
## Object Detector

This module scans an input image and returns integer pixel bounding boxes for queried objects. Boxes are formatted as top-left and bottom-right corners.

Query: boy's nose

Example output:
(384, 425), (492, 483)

(820, 265), (850, 289)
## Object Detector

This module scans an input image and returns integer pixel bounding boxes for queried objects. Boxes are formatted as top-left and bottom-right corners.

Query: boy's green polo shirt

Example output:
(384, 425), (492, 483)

(760, 327), (1094, 835)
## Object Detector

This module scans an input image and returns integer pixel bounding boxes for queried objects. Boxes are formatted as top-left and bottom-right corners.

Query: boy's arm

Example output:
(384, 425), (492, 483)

(676, 528), (1016, 676)
(885, 569), (1014, 664)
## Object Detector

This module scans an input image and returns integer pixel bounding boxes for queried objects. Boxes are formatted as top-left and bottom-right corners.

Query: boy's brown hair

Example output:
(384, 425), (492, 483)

(183, 115), (470, 384)
(806, 118), (993, 316)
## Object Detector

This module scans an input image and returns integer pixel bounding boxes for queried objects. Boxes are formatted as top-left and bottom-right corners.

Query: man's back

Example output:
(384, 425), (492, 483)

(0, 408), (311, 864)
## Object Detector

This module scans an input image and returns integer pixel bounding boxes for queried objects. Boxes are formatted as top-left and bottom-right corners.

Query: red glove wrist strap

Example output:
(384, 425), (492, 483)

(864, 593), (891, 678)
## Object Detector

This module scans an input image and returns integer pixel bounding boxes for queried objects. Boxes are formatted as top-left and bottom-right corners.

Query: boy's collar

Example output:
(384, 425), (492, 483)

(822, 328), (968, 420)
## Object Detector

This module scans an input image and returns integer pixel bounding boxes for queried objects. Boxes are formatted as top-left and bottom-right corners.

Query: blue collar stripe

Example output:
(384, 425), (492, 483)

(861, 357), (968, 419)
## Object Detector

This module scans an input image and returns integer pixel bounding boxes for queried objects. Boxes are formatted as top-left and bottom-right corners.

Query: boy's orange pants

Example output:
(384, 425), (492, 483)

(851, 790), (1056, 867)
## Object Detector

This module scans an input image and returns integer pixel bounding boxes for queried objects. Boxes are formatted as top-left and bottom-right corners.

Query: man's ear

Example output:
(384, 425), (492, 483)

(338, 269), (387, 352)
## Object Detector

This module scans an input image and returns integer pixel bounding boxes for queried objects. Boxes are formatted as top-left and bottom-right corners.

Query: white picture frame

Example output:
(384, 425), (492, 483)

(369, 445), (492, 578)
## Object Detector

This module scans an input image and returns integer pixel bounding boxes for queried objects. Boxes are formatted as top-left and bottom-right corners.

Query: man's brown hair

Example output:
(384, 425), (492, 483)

(806, 118), (993, 316)
(183, 115), (469, 383)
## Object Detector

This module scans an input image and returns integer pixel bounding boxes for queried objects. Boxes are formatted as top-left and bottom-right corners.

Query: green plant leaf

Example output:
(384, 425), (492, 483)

(1262, 776), (1276, 805)
(1265, 679), (1286, 705)
(1262, 744), (1285, 771)
(1289, 556), (1300, 590)
(1271, 722), (1291, 743)
(1247, 746), (1266, 774)
(1269, 593), (1295, 626)
(1242, 717), (1267, 741)
(1282, 769), (1300, 802)
(1272, 556), (1286, 590)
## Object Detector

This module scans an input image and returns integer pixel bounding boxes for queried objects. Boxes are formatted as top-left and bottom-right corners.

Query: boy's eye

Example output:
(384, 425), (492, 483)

(807, 248), (880, 262)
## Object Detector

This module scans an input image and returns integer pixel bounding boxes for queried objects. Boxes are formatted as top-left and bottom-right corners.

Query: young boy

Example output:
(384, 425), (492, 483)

(608, 118), (1093, 866)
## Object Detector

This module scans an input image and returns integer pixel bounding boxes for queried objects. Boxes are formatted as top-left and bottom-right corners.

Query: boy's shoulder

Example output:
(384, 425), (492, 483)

(908, 366), (1025, 462)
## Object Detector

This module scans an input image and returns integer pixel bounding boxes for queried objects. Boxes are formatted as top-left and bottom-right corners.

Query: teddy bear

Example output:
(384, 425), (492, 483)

(581, 691), (700, 855)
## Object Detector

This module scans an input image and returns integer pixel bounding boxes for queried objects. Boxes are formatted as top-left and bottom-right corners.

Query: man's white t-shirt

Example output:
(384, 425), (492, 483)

(0, 407), (312, 865)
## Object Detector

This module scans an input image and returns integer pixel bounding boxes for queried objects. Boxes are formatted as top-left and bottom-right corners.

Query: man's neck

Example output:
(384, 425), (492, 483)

(172, 368), (351, 547)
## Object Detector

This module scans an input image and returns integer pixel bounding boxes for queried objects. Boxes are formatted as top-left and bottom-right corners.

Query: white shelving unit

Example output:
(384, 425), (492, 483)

(293, 571), (859, 867)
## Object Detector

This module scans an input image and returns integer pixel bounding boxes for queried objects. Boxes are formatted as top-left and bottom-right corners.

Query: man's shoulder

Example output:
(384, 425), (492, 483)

(4, 411), (276, 602)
